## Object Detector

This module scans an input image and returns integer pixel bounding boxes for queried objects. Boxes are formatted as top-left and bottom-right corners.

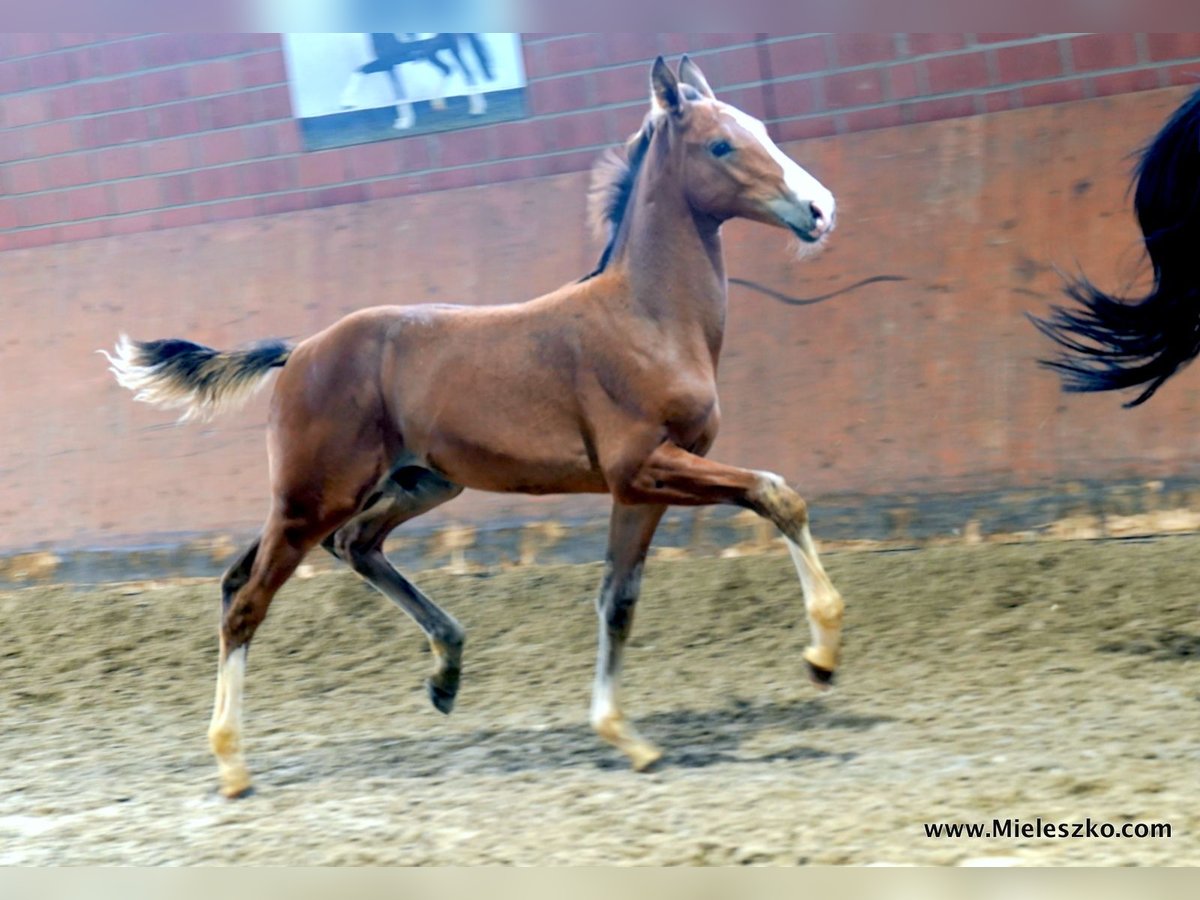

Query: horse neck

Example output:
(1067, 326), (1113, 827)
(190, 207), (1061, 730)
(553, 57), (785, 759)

(615, 136), (727, 360)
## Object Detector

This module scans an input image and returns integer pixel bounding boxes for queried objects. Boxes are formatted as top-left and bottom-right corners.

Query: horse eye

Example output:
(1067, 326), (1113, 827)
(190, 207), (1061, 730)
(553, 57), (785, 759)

(709, 140), (734, 158)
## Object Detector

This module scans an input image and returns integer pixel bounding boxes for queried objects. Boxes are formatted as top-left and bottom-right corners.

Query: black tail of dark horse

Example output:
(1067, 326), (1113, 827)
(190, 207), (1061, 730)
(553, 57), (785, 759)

(1033, 87), (1200, 407)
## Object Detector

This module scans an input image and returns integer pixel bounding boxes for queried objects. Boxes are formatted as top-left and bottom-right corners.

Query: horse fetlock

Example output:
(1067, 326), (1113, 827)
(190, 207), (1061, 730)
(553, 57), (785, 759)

(593, 710), (663, 771)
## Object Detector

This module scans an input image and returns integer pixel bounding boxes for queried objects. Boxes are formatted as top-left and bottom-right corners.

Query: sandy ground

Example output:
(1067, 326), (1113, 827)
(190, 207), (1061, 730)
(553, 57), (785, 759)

(2, 537), (1199, 865)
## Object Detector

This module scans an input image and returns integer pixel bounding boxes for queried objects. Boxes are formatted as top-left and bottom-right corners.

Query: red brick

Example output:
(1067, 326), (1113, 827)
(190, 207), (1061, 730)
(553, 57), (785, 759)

(26, 52), (74, 88)
(365, 174), (429, 200)
(43, 154), (94, 189)
(111, 177), (163, 214)
(886, 62), (923, 100)
(475, 157), (540, 185)
(139, 69), (190, 106)
(11, 34), (56, 56)
(61, 184), (111, 220)
(99, 109), (151, 145)
(55, 34), (99, 49)
(29, 121), (77, 155)
(158, 173), (192, 206)
(138, 34), (196, 68)
(591, 63), (649, 106)
(719, 86), (768, 119)
(255, 191), (312, 217)
(772, 116), (836, 142)
(834, 33), (897, 67)
(0, 60), (29, 93)
(767, 37), (827, 79)
(772, 78), (818, 118)
(202, 93), (255, 129)
(1160, 62), (1200, 87)
(547, 109), (610, 152)
(493, 119), (549, 158)
(1069, 34), (1139, 72)
(252, 85), (292, 120)
(905, 94), (976, 123)
(435, 127), (499, 166)
(239, 51), (288, 87)
(3, 160), (45, 194)
(155, 205), (210, 230)
(189, 166), (241, 202)
(842, 105), (906, 133)
(268, 121), (302, 155)
(609, 103), (649, 140)
(531, 73), (593, 115)
(236, 158), (296, 194)
(94, 145), (142, 181)
(143, 137), (195, 174)
(106, 212), (158, 236)
(975, 34), (1038, 44)
(153, 100), (208, 138)
(313, 183), (368, 207)
(981, 89), (1018, 113)
(1146, 33), (1200, 62)
(58, 220), (109, 243)
(7, 226), (61, 250)
(197, 129), (246, 166)
(241, 125), (274, 159)
(1020, 78), (1087, 107)
(926, 52), (989, 93)
(2, 93), (48, 128)
(667, 34), (758, 52)
(599, 33), (662, 66)
(191, 34), (251, 59)
(44, 85), (82, 120)
(18, 193), (64, 227)
(698, 46), (763, 88)
(822, 69), (884, 109)
(188, 59), (241, 97)
(534, 35), (605, 77)
(906, 34), (967, 56)
(423, 166), (483, 192)
(204, 197), (259, 224)
(994, 41), (1064, 83)
(82, 40), (141, 77)
(296, 151), (346, 188)
(341, 141), (400, 180)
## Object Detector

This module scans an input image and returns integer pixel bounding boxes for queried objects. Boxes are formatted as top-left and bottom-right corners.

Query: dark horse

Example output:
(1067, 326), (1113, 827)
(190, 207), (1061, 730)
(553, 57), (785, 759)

(1034, 86), (1200, 407)
(341, 33), (494, 128)
(104, 58), (841, 797)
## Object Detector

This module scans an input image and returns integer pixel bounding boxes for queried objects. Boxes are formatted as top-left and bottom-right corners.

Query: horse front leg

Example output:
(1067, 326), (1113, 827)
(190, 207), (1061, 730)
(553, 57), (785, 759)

(590, 502), (667, 770)
(613, 442), (845, 687)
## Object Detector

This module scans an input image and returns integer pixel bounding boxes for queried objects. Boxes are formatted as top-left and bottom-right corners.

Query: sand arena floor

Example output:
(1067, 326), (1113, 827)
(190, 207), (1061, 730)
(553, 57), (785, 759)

(2, 537), (1198, 864)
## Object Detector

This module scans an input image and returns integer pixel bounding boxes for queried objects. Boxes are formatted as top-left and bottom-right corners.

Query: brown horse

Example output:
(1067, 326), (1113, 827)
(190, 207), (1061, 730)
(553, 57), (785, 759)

(104, 56), (843, 798)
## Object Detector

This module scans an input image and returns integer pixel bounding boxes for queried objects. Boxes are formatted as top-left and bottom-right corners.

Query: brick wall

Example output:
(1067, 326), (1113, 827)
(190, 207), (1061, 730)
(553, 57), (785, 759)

(2, 33), (1199, 254)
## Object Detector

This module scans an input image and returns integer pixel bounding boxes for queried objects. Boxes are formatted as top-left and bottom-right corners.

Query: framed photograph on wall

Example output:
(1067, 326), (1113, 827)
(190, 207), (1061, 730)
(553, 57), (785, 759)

(282, 33), (527, 151)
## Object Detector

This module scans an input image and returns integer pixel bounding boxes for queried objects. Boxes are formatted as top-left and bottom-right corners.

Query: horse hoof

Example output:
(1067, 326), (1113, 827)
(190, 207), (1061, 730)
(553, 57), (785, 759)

(426, 679), (457, 715)
(630, 744), (664, 773)
(805, 659), (835, 689)
(219, 784), (256, 800)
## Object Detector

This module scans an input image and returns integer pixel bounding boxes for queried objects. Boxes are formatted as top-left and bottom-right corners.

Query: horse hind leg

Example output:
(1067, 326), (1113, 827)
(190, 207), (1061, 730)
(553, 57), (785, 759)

(324, 467), (466, 713)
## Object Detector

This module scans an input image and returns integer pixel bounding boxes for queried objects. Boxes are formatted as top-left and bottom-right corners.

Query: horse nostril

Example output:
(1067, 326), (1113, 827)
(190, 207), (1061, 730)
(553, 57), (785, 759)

(809, 201), (826, 227)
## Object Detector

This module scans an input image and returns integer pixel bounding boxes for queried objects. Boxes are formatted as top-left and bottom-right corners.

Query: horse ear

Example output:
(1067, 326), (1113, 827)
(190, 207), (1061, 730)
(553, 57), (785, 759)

(650, 55), (684, 116)
(678, 55), (715, 99)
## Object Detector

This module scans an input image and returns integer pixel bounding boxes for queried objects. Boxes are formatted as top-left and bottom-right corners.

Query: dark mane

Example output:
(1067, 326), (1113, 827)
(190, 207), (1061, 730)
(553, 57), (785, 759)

(580, 124), (653, 281)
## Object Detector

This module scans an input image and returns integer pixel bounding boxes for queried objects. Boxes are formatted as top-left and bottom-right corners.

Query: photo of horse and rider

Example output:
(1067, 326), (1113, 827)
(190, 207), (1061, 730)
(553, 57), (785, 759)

(282, 33), (527, 151)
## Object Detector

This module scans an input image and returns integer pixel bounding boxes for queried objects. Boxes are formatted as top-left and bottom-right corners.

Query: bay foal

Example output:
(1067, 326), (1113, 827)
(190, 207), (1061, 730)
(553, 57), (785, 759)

(105, 57), (843, 797)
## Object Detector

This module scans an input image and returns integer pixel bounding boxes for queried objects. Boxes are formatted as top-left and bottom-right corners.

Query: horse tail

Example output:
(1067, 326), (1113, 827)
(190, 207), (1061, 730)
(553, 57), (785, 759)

(100, 334), (293, 421)
(465, 33), (494, 80)
(1033, 86), (1200, 407)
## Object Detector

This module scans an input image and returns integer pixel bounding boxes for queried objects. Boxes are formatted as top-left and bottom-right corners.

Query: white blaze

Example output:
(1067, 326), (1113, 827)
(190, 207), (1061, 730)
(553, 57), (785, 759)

(725, 105), (836, 226)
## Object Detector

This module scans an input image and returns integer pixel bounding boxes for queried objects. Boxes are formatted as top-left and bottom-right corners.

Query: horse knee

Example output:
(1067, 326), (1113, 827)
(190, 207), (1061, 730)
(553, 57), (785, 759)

(750, 472), (808, 532)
